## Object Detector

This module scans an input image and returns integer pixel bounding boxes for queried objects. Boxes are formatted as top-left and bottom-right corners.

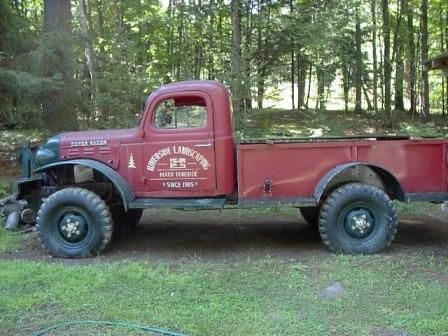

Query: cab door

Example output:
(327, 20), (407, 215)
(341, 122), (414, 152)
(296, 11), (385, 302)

(142, 91), (217, 196)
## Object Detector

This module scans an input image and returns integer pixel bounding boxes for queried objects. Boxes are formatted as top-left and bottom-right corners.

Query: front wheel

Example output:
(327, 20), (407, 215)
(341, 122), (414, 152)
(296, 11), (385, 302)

(36, 188), (113, 258)
(319, 183), (397, 254)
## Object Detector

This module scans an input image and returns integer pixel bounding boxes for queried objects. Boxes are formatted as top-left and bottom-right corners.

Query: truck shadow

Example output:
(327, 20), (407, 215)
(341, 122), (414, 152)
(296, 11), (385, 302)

(106, 209), (448, 261)
(392, 216), (448, 254)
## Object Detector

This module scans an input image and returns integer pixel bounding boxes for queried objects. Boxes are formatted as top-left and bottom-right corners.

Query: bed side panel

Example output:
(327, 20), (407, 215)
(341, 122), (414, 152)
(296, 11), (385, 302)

(237, 143), (352, 199)
(236, 140), (447, 201)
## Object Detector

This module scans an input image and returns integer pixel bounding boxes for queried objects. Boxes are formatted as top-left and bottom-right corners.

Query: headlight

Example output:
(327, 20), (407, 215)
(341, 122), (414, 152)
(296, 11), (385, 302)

(35, 148), (57, 166)
(35, 134), (61, 167)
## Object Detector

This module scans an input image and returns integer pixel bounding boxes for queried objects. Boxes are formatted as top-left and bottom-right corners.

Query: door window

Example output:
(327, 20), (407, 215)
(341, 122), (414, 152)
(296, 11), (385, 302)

(153, 98), (207, 129)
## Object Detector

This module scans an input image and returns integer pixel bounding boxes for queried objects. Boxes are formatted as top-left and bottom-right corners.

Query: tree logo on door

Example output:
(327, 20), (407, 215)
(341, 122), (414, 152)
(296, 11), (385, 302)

(128, 153), (136, 169)
(170, 158), (186, 169)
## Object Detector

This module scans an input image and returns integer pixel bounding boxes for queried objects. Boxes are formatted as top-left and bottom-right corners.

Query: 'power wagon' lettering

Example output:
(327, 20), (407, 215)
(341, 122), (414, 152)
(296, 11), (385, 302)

(71, 140), (107, 147)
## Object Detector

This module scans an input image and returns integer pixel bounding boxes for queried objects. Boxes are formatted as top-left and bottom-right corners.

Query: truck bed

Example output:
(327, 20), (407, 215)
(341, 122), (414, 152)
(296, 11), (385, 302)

(236, 137), (448, 205)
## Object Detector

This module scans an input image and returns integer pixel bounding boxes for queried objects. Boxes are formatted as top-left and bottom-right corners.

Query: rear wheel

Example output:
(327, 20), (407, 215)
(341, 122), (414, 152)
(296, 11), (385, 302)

(36, 188), (113, 258)
(299, 207), (320, 226)
(319, 183), (397, 254)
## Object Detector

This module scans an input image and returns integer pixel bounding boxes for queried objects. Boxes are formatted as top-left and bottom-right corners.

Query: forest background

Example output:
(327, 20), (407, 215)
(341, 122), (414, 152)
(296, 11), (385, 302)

(0, 0), (447, 134)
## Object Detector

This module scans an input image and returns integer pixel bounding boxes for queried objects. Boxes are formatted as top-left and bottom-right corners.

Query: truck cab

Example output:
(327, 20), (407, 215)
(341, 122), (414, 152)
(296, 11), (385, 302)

(125, 80), (235, 198)
(53, 81), (236, 199)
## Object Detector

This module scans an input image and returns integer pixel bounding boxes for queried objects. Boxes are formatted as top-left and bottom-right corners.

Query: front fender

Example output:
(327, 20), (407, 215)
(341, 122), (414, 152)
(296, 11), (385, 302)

(35, 159), (134, 210)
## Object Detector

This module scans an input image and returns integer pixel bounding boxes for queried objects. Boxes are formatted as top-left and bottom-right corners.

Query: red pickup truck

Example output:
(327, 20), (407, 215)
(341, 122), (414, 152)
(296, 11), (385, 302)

(15, 80), (448, 258)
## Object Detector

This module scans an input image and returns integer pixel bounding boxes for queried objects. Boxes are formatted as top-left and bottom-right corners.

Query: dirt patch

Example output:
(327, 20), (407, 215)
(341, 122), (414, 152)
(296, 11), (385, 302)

(2, 207), (448, 264)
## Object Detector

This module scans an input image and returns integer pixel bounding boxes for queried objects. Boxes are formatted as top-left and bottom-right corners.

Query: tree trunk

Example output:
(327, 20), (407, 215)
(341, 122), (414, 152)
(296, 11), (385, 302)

(445, 7), (448, 48)
(112, 0), (125, 47)
(207, 0), (215, 79)
(94, 0), (104, 55)
(420, 0), (430, 120)
(446, 7), (448, 117)
(316, 67), (326, 111)
(382, 0), (392, 126)
(167, 0), (175, 79)
(394, 52), (404, 111)
(442, 7), (446, 116)
(95, 0), (104, 36)
(393, 0), (405, 111)
(256, 14), (264, 109)
(217, 0), (224, 65)
(257, 76), (265, 109)
(446, 79), (448, 120)
(371, 0), (379, 115)
(194, 0), (203, 79)
(379, 35), (384, 111)
(363, 84), (374, 111)
(291, 50), (295, 109)
(342, 64), (350, 113)
(230, 0), (243, 113)
(290, 0), (295, 109)
(77, 0), (99, 120)
(405, 0), (416, 115)
(440, 7), (445, 116)
(178, 0), (189, 79)
(297, 53), (306, 109)
(305, 63), (312, 109)
(354, 9), (363, 113)
(242, 0), (252, 109)
(44, 0), (71, 32)
(255, 0), (271, 110)
(391, 0), (402, 64)
(443, 76), (446, 117)
(43, 0), (78, 131)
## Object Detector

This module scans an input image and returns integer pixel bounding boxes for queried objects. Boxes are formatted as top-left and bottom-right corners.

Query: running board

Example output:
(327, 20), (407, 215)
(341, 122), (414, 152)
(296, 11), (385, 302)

(128, 198), (226, 210)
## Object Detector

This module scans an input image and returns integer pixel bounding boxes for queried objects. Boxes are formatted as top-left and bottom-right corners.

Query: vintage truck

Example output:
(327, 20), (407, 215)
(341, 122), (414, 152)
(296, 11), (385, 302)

(13, 80), (448, 258)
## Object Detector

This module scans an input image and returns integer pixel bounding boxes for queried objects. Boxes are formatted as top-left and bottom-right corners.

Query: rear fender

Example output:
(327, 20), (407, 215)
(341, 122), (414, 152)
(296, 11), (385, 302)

(35, 159), (134, 210)
(314, 163), (405, 203)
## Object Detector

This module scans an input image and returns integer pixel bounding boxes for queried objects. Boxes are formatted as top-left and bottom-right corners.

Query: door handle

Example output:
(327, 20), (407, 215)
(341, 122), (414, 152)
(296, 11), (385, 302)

(194, 143), (212, 148)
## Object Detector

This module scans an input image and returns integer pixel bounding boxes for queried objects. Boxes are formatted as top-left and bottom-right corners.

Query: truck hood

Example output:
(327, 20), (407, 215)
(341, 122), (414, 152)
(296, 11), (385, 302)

(59, 128), (138, 148)
(56, 128), (140, 169)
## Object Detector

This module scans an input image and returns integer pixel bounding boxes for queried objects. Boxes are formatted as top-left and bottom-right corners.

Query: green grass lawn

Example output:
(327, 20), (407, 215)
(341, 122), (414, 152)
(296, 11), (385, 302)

(0, 227), (22, 253)
(1, 225), (448, 336)
(0, 254), (447, 336)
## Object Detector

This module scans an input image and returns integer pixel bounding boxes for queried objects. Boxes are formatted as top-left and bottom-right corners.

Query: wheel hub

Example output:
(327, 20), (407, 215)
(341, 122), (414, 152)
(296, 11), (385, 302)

(353, 214), (370, 232)
(344, 208), (375, 239)
(58, 214), (88, 243)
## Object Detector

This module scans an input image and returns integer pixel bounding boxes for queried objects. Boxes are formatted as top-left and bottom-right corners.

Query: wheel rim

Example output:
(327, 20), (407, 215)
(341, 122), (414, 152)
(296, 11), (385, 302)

(338, 202), (380, 241)
(52, 207), (91, 247)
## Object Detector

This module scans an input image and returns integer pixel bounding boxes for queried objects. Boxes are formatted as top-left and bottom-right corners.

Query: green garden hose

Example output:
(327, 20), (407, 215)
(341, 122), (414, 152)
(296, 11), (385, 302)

(31, 320), (188, 336)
